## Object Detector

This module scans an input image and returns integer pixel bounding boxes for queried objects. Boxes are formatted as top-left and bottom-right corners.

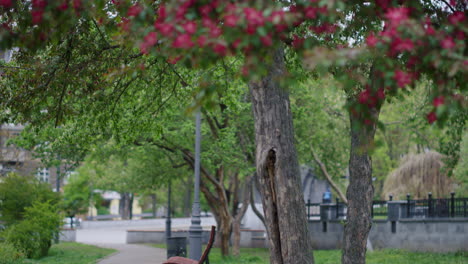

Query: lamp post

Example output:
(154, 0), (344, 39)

(166, 180), (172, 240)
(188, 111), (202, 260)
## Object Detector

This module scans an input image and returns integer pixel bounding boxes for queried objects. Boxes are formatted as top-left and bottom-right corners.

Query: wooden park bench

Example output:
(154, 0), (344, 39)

(162, 226), (216, 264)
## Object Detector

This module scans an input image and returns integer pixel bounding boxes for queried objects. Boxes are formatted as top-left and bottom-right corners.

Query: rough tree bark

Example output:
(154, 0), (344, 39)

(249, 47), (314, 264)
(342, 67), (382, 264)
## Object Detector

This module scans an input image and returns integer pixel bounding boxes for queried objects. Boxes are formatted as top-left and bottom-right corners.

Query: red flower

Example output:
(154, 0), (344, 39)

(199, 5), (212, 17)
(213, 43), (227, 56)
(58, 1), (68, 11)
(304, 7), (317, 19)
(391, 38), (414, 53)
(394, 70), (413, 88)
(448, 11), (465, 25)
(154, 23), (174, 36)
(172, 34), (194, 49)
(385, 7), (409, 28)
(244, 7), (264, 27)
(183, 21), (197, 34)
(73, 0), (81, 11)
(232, 39), (242, 49)
(0, 0), (12, 8)
(157, 6), (166, 21)
(270, 10), (285, 24)
(143, 32), (158, 46)
(366, 33), (378, 48)
(260, 35), (272, 46)
(377, 88), (385, 100)
(31, 10), (44, 24)
(32, 0), (47, 9)
(432, 96), (445, 107)
(197, 35), (207, 47)
(292, 35), (304, 49)
(358, 89), (371, 104)
(210, 26), (222, 38)
(224, 14), (238, 27)
(176, 7), (187, 20)
(426, 111), (437, 124)
(127, 4), (142, 17)
(441, 37), (455, 50)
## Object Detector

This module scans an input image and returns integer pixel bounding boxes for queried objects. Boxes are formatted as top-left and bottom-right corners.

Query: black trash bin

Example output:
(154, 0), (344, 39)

(167, 237), (187, 258)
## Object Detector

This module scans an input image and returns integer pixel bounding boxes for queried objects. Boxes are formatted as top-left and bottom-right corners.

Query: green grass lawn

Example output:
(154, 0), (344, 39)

(151, 244), (468, 264)
(23, 242), (116, 264)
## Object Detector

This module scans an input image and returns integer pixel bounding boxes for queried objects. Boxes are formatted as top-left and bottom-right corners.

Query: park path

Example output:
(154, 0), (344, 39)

(95, 243), (167, 264)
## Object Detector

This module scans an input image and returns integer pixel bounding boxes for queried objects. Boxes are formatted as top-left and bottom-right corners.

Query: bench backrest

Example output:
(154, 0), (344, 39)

(198, 226), (216, 264)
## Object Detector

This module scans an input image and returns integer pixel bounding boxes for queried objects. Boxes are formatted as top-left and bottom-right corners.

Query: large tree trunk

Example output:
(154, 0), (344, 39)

(342, 68), (382, 264)
(249, 47), (314, 264)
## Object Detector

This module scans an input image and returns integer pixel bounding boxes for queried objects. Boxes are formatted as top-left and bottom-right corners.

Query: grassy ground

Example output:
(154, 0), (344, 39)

(24, 242), (116, 264)
(152, 244), (468, 264)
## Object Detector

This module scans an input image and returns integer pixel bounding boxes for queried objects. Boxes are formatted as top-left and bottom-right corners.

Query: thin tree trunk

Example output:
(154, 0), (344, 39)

(342, 67), (382, 264)
(249, 47), (314, 264)
(250, 176), (266, 228)
(233, 175), (253, 256)
(120, 192), (131, 220)
(151, 194), (157, 218)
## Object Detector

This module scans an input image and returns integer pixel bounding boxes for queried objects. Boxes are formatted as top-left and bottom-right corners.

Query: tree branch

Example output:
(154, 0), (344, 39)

(311, 147), (348, 204)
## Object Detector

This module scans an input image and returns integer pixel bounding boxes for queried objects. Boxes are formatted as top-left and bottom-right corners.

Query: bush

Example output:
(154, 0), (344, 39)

(0, 242), (25, 264)
(1, 201), (62, 259)
(0, 173), (60, 226)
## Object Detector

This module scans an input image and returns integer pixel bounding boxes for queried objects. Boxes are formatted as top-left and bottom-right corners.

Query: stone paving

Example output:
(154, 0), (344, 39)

(95, 243), (167, 264)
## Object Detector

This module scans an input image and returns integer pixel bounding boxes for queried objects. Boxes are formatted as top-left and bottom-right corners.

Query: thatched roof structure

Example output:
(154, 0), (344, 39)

(382, 151), (457, 199)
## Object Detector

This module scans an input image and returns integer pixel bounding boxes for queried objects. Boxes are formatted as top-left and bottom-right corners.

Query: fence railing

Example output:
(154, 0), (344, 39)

(406, 192), (468, 218)
(305, 192), (467, 221)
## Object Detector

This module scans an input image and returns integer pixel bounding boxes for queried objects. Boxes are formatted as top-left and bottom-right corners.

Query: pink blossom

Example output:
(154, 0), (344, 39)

(31, 10), (44, 24)
(0, 0), (12, 8)
(244, 7), (264, 27)
(455, 31), (465, 40)
(58, 1), (68, 11)
(143, 32), (158, 46)
(366, 33), (378, 47)
(183, 21), (197, 34)
(199, 5), (212, 17)
(358, 89), (371, 104)
(172, 34), (194, 49)
(157, 6), (166, 21)
(385, 7), (409, 27)
(377, 88), (385, 100)
(304, 7), (317, 19)
(269, 10), (285, 24)
(32, 0), (47, 9)
(224, 14), (238, 27)
(441, 37), (455, 50)
(260, 35), (273, 46)
(176, 7), (187, 20)
(394, 70), (413, 88)
(213, 43), (227, 56)
(127, 4), (142, 17)
(73, 0), (81, 11)
(202, 18), (216, 29)
(154, 23), (174, 36)
(448, 11), (465, 25)
(292, 35), (304, 49)
(391, 38), (414, 53)
(426, 111), (437, 124)
(210, 26), (222, 38)
(197, 35), (207, 47)
(232, 39), (242, 49)
(432, 96), (445, 107)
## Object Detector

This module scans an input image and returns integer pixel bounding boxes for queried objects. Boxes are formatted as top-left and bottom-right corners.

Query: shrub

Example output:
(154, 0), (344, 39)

(1, 201), (62, 259)
(0, 242), (25, 264)
(0, 173), (60, 226)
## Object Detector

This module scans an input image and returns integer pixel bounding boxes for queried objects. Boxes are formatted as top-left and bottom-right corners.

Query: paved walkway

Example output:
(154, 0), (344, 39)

(96, 244), (167, 264)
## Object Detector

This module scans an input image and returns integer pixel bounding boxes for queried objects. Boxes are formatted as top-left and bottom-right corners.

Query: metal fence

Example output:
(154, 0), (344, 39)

(406, 193), (468, 218)
(305, 192), (467, 221)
